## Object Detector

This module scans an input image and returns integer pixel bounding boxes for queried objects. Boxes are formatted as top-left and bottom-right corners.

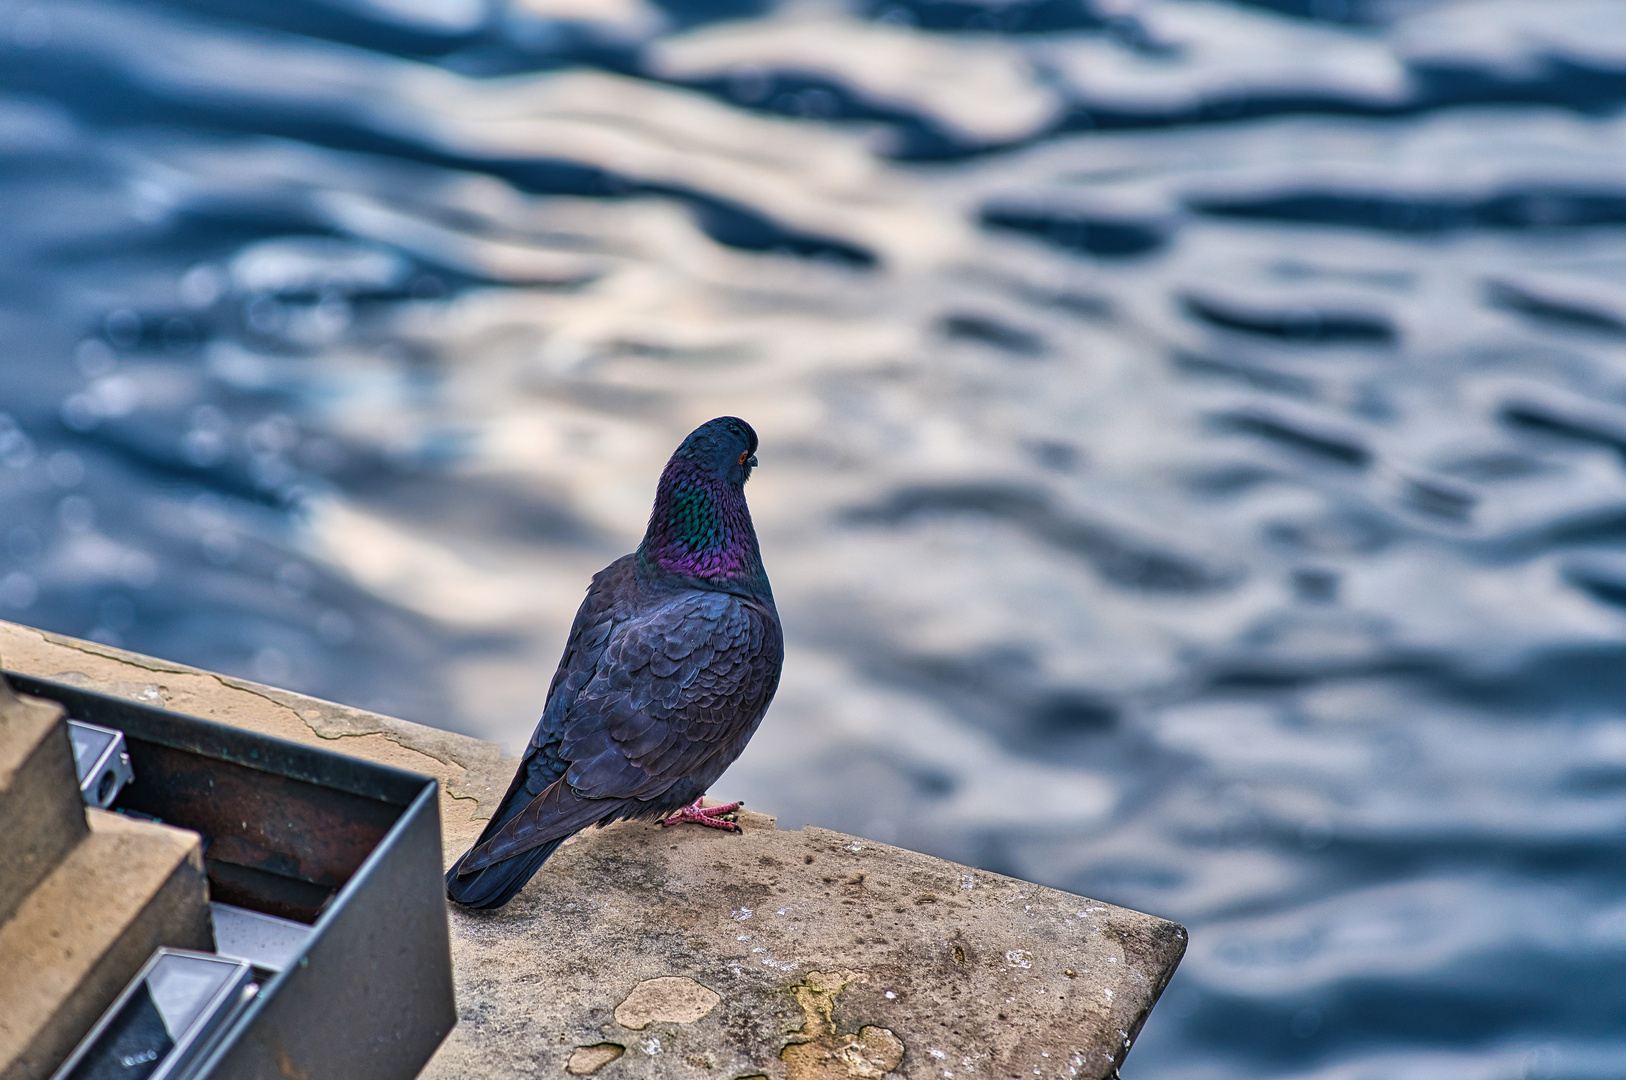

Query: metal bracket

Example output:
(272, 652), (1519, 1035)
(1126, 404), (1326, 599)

(66, 719), (134, 809)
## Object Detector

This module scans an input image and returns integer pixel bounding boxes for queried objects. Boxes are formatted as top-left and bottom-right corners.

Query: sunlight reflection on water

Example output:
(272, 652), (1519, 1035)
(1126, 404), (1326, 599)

(4, 0), (1626, 1075)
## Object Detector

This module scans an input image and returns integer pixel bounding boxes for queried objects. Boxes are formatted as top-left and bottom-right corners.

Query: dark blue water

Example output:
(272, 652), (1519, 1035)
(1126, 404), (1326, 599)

(5, 0), (1626, 1076)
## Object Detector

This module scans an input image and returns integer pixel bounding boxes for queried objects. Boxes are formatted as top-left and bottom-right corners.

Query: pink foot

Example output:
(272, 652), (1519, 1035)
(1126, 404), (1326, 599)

(660, 797), (743, 832)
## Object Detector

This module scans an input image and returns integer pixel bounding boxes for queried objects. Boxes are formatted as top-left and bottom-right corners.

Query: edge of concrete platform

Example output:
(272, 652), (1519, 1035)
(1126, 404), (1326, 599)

(0, 619), (516, 824)
(0, 620), (1186, 1080)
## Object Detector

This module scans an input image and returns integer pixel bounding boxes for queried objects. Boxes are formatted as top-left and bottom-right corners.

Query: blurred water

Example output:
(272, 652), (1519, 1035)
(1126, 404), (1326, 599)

(5, 0), (1626, 1075)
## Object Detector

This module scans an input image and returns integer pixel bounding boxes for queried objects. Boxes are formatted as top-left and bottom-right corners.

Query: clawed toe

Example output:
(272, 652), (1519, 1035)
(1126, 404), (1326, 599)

(660, 798), (743, 832)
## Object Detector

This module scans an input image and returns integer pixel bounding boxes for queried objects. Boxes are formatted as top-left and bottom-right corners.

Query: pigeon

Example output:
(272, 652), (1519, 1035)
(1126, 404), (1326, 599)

(445, 416), (783, 910)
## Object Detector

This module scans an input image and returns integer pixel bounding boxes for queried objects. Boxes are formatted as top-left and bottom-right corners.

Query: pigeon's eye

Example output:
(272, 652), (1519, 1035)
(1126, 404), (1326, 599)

(738, 451), (750, 465)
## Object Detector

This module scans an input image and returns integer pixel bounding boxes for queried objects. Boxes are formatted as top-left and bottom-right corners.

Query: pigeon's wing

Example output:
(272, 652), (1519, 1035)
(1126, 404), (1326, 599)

(515, 596), (620, 794)
(460, 589), (781, 870)
(463, 558), (632, 850)
(563, 590), (780, 798)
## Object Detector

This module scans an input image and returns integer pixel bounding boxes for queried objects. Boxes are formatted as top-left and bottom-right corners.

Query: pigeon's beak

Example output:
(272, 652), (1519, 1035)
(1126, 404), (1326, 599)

(746, 454), (758, 469)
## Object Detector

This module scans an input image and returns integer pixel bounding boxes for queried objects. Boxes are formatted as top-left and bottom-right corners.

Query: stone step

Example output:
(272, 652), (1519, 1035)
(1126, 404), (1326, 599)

(0, 676), (86, 928)
(0, 808), (214, 1080)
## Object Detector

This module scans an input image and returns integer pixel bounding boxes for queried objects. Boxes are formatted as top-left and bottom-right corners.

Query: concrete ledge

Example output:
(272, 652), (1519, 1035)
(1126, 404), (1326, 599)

(444, 809), (1184, 1080)
(0, 620), (1185, 1080)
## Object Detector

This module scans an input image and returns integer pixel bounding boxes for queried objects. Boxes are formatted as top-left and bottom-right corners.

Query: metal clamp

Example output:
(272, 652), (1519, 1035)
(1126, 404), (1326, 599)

(65, 719), (134, 808)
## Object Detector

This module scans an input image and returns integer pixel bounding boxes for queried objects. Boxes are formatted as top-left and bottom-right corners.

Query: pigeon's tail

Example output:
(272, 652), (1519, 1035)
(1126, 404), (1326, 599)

(444, 838), (564, 910)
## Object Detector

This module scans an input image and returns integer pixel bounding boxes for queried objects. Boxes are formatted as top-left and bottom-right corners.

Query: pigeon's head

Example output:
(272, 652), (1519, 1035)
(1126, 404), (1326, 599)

(642, 417), (767, 585)
(672, 416), (759, 484)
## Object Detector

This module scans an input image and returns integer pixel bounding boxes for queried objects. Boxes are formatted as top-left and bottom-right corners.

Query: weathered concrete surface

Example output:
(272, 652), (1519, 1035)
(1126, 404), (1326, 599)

(438, 809), (1185, 1080)
(0, 620), (514, 838)
(0, 809), (212, 1080)
(0, 679), (83, 926)
(0, 619), (1186, 1080)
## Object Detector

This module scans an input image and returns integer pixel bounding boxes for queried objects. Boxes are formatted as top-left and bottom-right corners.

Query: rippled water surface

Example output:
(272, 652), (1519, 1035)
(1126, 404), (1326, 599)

(6, 0), (1626, 1075)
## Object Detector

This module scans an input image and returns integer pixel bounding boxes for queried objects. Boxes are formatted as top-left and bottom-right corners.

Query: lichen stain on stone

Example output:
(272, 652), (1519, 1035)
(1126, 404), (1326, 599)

(565, 1043), (625, 1075)
(781, 970), (905, 1080)
(614, 976), (722, 1029)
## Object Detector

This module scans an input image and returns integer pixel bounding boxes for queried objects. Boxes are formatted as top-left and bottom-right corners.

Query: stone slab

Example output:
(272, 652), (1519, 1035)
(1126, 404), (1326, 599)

(0, 672), (85, 927)
(0, 809), (213, 1080)
(0, 619), (1186, 1080)
(431, 808), (1184, 1080)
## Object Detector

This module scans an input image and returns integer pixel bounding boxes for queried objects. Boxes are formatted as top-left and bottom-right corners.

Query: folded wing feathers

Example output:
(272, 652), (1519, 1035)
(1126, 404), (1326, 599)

(459, 579), (778, 873)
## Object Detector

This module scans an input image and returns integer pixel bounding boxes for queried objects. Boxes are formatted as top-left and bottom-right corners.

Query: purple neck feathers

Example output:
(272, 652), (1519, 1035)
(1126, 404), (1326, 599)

(637, 458), (767, 590)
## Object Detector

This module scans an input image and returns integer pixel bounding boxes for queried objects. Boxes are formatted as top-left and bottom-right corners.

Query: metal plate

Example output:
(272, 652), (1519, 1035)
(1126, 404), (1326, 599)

(65, 719), (134, 808)
(5, 671), (456, 1080)
(51, 949), (257, 1080)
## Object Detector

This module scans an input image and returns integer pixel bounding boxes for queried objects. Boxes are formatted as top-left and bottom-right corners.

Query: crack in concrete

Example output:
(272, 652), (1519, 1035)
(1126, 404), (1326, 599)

(9, 624), (514, 814)
(9, 624), (517, 819)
